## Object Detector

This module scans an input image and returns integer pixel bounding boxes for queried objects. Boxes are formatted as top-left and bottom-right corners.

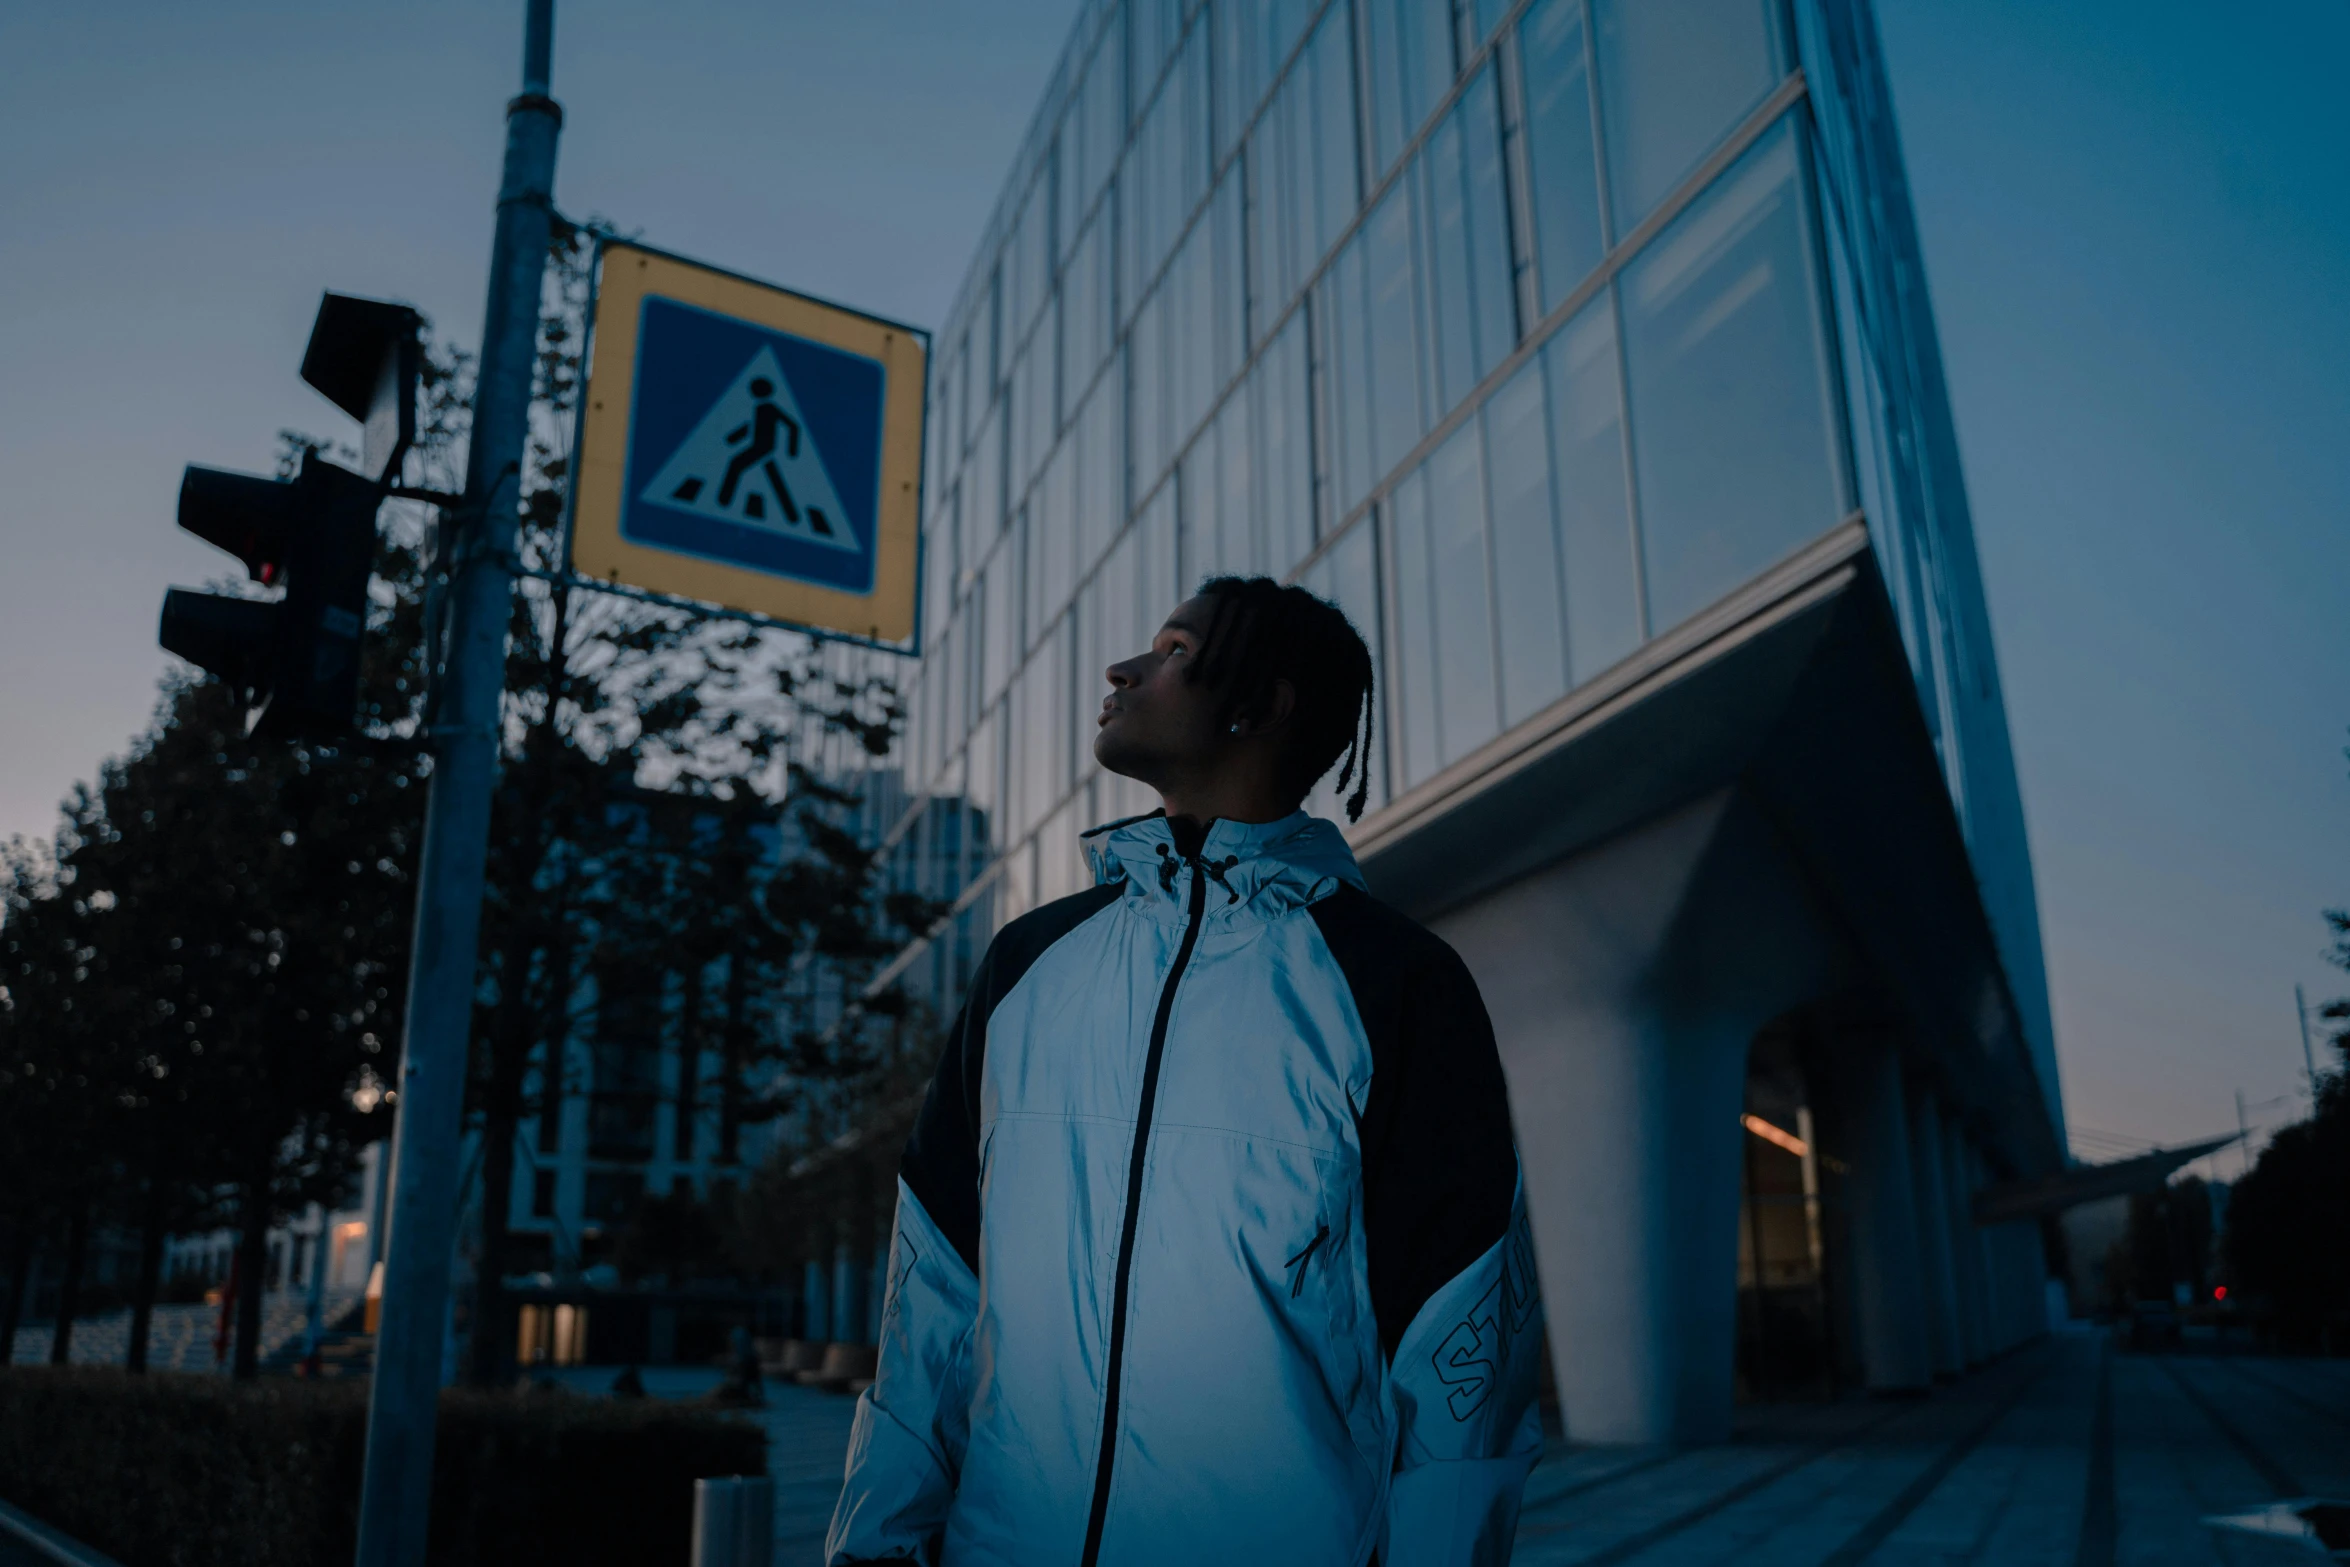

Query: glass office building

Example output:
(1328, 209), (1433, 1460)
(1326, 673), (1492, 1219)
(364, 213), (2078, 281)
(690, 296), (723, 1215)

(868, 0), (2068, 1442)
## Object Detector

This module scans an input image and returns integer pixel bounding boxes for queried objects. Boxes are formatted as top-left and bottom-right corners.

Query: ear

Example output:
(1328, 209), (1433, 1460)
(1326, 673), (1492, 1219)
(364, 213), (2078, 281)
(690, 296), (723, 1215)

(1256, 677), (1298, 734)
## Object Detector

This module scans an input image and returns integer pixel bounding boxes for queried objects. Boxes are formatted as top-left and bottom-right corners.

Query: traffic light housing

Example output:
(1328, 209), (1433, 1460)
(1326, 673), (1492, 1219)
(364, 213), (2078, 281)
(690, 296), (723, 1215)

(158, 292), (422, 738)
(162, 453), (384, 737)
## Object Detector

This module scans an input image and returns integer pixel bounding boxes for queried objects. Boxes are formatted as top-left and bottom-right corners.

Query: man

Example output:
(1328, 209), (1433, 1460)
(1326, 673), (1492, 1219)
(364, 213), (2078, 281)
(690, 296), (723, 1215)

(828, 577), (1542, 1565)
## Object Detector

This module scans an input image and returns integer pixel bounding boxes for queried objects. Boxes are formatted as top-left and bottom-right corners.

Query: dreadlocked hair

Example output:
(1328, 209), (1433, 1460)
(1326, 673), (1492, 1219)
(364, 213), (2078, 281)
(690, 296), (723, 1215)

(1188, 575), (1378, 822)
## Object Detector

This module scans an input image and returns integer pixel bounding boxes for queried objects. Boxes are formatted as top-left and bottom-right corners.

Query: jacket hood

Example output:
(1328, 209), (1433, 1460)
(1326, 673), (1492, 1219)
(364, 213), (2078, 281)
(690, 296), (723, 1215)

(1081, 809), (1366, 923)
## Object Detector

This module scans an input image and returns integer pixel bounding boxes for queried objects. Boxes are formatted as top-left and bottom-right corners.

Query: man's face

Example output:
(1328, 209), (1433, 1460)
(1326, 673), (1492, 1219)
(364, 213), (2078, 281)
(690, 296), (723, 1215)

(1093, 596), (1227, 788)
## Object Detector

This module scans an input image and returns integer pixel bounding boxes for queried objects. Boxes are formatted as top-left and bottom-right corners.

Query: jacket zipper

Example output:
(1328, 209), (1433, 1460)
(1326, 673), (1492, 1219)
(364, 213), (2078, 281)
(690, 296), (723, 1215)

(1080, 852), (1209, 1567)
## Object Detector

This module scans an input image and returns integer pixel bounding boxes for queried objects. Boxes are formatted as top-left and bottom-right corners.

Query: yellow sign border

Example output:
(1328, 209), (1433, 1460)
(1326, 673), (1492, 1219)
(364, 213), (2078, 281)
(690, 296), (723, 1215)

(569, 241), (926, 643)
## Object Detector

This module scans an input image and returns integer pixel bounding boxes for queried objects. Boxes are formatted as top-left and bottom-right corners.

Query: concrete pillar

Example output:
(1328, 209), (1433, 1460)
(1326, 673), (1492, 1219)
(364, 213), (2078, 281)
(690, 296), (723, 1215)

(802, 1257), (829, 1341)
(1837, 1044), (1933, 1393)
(1436, 790), (1843, 1445)
(1906, 1094), (1963, 1378)
(1941, 1119), (1989, 1365)
(831, 1240), (862, 1342)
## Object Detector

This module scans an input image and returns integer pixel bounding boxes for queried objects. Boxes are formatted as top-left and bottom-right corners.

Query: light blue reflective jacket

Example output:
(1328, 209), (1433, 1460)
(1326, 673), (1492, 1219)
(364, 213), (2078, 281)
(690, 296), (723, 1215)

(827, 812), (1542, 1566)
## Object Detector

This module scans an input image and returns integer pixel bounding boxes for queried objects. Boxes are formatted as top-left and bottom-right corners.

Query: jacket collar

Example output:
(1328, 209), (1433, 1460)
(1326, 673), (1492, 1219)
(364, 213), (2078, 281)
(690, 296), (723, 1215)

(1081, 809), (1366, 923)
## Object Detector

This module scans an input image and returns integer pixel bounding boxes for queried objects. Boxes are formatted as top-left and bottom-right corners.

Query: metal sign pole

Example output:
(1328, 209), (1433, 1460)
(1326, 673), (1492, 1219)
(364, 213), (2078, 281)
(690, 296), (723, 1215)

(354, 5), (560, 1564)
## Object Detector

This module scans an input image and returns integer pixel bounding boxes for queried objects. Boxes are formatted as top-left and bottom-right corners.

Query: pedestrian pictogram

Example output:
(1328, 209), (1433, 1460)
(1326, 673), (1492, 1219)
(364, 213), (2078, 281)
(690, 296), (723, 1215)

(569, 240), (927, 643)
(638, 345), (859, 555)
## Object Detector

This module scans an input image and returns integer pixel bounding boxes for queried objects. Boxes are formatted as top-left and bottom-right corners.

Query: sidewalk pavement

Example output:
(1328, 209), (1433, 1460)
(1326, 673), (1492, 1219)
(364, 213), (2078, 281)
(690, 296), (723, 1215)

(484, 1335), (2350, 1566)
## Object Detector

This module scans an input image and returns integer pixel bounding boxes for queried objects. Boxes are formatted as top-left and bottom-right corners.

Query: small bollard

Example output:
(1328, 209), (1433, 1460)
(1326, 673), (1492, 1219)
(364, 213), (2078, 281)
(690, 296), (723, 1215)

(691, 1475), (775, 1567)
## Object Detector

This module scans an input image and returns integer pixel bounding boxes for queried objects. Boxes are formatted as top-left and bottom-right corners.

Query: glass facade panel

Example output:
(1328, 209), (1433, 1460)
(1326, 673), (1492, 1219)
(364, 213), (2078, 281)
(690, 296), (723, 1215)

(1215, 0), (1324, 165)
(1060, 204), (1116, 417)
(1620, 120), (1842, 634)
(1065, 11), (1124, 242)
(980, 518), (1021, 704)
(1546, 299), (1642, 681)
(1519, 0), (1607, 310)
(1484, 355), (1569, 726)
(1259, 312), (1314, 573)
(1326, 177), (1425, 520)
(1593, 0), (1779, 232)
(1246, 3), (1359, 341)
(1421, 65), (1515, 415)
(1074, 365), (1126, 578)
(1361, 0), (1456, 178)
(1006, 164), (1056, 346)
(1427, 421), (1500, 767)
(1123, 22), (1211, 316)
(1470, 0), (1511, 48)
(1301, 520), (1388, 819)
(1387, 475), (1440, 788)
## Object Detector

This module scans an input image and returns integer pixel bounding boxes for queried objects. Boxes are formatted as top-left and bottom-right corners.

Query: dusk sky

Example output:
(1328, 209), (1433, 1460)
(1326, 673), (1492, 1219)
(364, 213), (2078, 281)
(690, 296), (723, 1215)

(1, 2), (2342, 1170)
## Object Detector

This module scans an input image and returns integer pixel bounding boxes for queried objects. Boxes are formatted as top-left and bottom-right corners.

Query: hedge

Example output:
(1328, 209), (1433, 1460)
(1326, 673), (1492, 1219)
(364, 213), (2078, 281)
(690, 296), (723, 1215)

(0, 1369), (767, 1567)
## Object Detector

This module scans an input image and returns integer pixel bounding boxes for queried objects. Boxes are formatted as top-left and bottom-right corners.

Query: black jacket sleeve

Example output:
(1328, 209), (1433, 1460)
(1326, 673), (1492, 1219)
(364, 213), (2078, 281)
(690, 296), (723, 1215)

(1309, 884), (1519, 1358)
(899, 884), (1123, 1273)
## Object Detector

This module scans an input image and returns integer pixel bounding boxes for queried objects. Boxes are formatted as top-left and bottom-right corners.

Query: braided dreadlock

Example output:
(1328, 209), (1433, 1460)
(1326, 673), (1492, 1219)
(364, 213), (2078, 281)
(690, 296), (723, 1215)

(1188, 576), (1378, 822)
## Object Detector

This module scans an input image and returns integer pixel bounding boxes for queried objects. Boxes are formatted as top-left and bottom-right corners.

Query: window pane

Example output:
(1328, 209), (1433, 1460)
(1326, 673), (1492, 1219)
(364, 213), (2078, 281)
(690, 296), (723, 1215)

(1520, 0), (1605, 309)
(922, 482), (958, 650)
(1248, 2), (1361, 332)
(1032, 439), (1077, 635)
(1386, 473), (1441, 788)
(1543, 299), (1640, 682)
(1471, 0), (1509, 48)
(1061, 207), (1114, 411)
(1362, 0), (1456, 178)
(1427, 421), (1499, 765)
(1066, 12), (1125, 242)
(1422, 66), (1513, 417)
(963, 401), (1004, 580)
(982, 519), (1022, 703)
(1593, 0), (1778, 232)
(1363, 181), (1425, 489)
(1130, 283), (1170, 492)
(1620, 121), (1841, 635)
(1258, 312), (1314, 574)
(1484, 356), (1568, 726)
(1123, 24), (1210, 313)
(1215, 0), (1322, 165)
(1076, 362), (1126, 579)
(1301, 520), (1388, 818)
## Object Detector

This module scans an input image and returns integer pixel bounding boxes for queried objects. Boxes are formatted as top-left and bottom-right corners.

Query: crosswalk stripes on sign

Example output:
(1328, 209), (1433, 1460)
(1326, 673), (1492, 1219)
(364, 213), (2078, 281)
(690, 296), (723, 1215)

(636, 345), (859, 554)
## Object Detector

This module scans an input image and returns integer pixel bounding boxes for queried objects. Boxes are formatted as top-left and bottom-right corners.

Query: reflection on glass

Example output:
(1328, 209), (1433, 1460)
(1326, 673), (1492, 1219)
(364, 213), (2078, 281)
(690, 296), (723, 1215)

(1301, 521), (1387, 819)
(1246, 2), (1357, 335)
(1215, 0), (1324, 164)
(1546, 299), (1641, 682)
(1065, 11), (1124, 240)
(1387, 475), (1440, 788)
(1362, 0), (1456, 178)
(1422, 67), (1514, 416)
(1620, 120), (1842, 635)
(1364, 183), (1423, 499)
(1520, 0), (1606, 311)
(1428, 421), (1499, 768)
(1259, 313), (1313, 574)
(981, 518), (1021, 704)
(1484, 356), (1568, 726)
(1593, 0), (1779, 232)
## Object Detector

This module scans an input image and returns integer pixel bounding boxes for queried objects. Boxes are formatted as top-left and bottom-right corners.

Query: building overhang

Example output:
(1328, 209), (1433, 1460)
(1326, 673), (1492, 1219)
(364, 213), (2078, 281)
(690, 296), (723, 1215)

(1352, 518), (2065, 1180)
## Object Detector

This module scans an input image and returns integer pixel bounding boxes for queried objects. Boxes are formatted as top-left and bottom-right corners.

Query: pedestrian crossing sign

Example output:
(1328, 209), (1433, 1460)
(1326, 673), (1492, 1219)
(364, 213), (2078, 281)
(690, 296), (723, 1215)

(569, 240), (926, 643)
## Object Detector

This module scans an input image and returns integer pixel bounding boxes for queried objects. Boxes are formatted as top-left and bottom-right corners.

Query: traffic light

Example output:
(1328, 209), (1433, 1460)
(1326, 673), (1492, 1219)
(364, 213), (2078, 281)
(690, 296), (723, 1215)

(158, 293), (422, 738)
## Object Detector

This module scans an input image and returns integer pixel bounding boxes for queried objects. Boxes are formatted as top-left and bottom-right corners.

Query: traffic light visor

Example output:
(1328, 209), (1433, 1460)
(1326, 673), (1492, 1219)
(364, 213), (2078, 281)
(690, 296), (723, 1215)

(159, 589), (278, 691)
(178, 466), (298, 584)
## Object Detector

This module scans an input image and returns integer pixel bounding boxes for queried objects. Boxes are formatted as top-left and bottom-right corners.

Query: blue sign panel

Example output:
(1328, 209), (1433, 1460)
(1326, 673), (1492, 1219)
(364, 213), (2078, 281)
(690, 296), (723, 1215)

(619, 295), (886, 595)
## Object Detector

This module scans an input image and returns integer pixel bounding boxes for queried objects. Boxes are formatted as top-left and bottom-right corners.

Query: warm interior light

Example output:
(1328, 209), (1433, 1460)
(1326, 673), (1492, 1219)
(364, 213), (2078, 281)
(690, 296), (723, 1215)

(1742, 1112), (1810, 1159)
